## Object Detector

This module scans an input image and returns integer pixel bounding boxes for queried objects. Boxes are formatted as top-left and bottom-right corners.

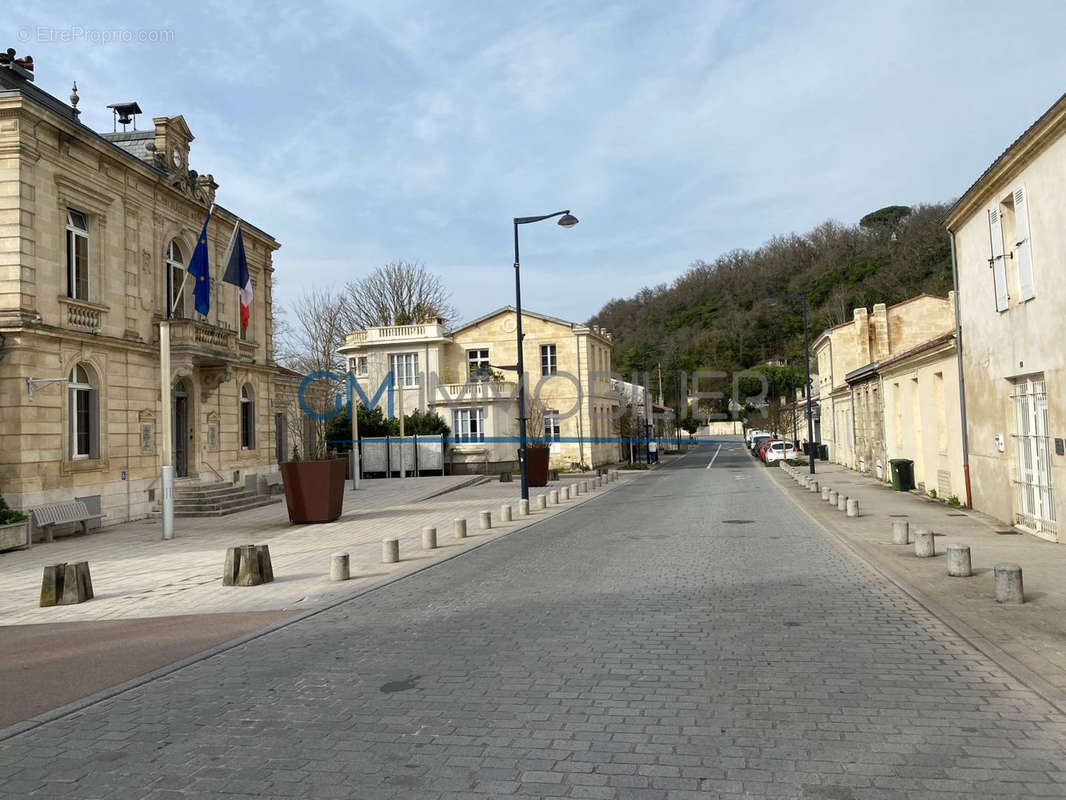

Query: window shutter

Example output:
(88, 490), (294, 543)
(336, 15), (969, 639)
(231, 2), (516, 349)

(988, 208), (1008, 312)
(88, 388), (100, 459)
(1013, 185), (1035, 301)
(249, 401), (256, 450)
(68, 388), (76, 458)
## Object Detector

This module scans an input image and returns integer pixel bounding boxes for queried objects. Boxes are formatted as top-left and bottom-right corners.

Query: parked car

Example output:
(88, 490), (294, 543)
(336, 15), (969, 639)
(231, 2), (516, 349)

(756, 438), (778, 461)
(750, 434), (772, 456)
(764, 440), (796, 464)
(746, 429), (770, 447)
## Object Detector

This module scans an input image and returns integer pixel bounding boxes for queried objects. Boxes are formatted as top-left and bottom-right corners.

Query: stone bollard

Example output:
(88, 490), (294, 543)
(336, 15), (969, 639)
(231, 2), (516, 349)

(256, 545), (274, 583)
(891, 519), (910, 545)
(574, 483), (582, 496)
(913, 529), (935, 558)
(846, 498), (859, 517)
(480, 510), (492, 530)
(330, 552), (350, 582)
(947, 544), (972, 577)
(421, 526), (437, 550)
(536, 494), (547, 510)
(828, 489), (838, 505)
(837, 494), (848, 512)
(582, 480), (589, 493)
(500, 504), (512, 522)
(454, 518), (467, 539)
(809, 479), (819, 494)
(519, 499), (529, 516)
(236, 544), (263, 586)
(382, 538), (399, 563)
(821, 486), (831, 501)
(549, 490), (559, 505)
(994, 563), (1024, 603)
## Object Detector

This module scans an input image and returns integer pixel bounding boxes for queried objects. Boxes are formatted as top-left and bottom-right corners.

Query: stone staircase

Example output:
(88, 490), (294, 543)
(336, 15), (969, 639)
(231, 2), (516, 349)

(173, 480), (281, 518)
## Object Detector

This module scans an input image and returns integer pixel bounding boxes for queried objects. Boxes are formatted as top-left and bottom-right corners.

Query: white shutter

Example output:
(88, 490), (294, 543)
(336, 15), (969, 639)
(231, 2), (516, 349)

(988, 208), (1008, 312)
(1013, 185), (1035, 301)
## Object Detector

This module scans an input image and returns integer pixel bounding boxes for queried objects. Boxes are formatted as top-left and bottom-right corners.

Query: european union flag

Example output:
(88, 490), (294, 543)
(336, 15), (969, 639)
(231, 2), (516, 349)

(188, 210), (213, 316)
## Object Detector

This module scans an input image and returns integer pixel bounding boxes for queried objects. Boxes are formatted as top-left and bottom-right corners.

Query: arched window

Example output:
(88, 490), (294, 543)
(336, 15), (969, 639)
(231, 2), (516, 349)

(167, 240), (186, 318)
(240, 384), (255, 450)
(69, 364), (99, 460)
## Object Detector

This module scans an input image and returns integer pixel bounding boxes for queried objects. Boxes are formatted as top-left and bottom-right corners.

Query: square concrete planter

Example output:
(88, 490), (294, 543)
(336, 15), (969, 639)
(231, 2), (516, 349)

(0, 520), (30, 552)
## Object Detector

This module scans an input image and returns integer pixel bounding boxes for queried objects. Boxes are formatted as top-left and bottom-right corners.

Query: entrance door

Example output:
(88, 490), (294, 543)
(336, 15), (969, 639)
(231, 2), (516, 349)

(1013, 375), (1056, 539)
(174, 382), (189, 478)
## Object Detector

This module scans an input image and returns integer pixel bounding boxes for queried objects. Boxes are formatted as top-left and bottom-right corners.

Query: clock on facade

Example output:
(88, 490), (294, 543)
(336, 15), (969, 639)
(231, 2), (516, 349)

(172, 149), (183, 168)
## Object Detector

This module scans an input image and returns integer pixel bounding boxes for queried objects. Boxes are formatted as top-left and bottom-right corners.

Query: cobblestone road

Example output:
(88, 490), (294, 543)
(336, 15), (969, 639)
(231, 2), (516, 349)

(1, 444), (1064, 798)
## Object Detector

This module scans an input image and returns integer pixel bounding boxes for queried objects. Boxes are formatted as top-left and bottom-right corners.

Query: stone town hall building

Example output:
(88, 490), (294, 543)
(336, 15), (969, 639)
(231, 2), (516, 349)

(0, 52), (302, 526)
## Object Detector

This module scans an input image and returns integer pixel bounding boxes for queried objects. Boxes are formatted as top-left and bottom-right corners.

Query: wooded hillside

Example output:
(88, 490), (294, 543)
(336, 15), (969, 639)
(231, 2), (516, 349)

(589, 202), (954, 409)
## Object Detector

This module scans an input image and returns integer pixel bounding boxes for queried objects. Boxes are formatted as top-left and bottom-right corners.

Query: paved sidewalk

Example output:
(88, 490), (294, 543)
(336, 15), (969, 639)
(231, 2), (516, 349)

(0, 472), (631, 625)
(770, 459), (1066, 706)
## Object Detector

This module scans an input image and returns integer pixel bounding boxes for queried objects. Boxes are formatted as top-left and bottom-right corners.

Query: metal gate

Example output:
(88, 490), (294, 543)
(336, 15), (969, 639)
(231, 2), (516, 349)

(1012, 375), (1057, 539)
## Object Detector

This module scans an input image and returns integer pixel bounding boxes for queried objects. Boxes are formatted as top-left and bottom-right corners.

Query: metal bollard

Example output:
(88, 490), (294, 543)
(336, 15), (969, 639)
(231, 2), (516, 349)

(453, 518), (467, 539)
(837, 494), (848, 512)
(820, 486), (830, 501)
(519, 499), (529, 516)
(480, 510), (492, 530)
(421, 526), (437, 550)
(500, 504), (512, 522)
(846, 498), (859, 517)
(947, 544), (972, 577)
(994, 563), (1024, 603)
(891, 519), (910, 545)
(913, 529), (935, 557)
(382, 538), (399, 563)
(330, 552), (350, 582)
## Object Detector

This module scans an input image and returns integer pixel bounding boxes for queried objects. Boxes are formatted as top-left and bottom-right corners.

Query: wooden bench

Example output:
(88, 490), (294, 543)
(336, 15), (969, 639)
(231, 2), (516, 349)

(31, 502), (104, 544)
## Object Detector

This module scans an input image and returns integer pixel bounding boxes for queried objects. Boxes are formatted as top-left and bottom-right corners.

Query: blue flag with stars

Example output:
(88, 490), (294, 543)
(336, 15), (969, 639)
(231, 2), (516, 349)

(188, 210), (213, 316)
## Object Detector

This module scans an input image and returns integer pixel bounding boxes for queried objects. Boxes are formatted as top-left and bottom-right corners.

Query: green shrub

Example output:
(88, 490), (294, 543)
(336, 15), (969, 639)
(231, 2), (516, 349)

(947, 495), (961, 507)
(0, 494), (27, 525)
(928, 489), (938, 500)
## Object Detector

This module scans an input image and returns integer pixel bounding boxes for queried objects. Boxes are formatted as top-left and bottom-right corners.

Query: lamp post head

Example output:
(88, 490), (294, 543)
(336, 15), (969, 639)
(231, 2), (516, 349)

(557, 213), (579, 228)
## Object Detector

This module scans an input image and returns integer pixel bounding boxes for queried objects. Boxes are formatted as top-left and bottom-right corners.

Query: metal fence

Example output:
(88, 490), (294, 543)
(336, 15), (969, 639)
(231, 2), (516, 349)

(359, 435), (445, 477)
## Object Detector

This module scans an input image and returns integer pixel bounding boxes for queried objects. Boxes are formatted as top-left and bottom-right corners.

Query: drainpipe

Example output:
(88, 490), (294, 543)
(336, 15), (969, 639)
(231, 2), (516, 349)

(949, 229), (973, 508)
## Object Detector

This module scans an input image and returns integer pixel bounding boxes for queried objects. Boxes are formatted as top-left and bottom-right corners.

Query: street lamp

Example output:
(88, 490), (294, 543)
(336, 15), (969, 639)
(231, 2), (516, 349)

(513, 210), (578, 501)
(763, 294), (815, 475)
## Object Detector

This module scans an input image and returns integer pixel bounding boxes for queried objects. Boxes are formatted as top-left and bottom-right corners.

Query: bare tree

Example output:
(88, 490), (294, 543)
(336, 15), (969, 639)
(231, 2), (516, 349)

(276, 286), (348, 377)
(341, 261), (456, 330)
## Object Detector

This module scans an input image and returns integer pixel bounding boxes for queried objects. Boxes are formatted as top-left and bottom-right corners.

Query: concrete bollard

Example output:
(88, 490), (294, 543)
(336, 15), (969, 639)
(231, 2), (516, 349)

(500, 504), (512, 522)
(828, 489), (838, 505)
(582, 480), (589, 493)
(846, 498), (859, 517)
(891, 519), (910, 545)
(562, 486), (571, 501)
(480, 510), (492, 530)
(994, 563), (1024, 604)
(914, 529), (935, 558)
(837, 494), (848, 512)
(236, 544), (263, 586)
(330, 552), (350, 582)
(549, 490), (559, 505)
(947, 544), (972, 577)
(421, 526), (437, 550)
(809, 480), (819, 494)
(536, 494), (547, 510)
(382, 538), (399, 563)
(821, 486), (830, 501)
(454, 518), (467, 538)
(519, 499), (529, 516)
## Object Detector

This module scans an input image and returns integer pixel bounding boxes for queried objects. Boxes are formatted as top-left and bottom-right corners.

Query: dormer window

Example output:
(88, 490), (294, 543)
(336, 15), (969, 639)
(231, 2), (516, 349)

(66, 209), (89, 301)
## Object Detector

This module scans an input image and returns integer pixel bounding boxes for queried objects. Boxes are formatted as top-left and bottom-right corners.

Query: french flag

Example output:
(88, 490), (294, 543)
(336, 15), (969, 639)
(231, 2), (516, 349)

(221, 223), (252, 333)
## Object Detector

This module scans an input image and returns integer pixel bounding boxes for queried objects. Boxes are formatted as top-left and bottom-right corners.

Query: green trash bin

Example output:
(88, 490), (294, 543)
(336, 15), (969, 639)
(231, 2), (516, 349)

(890, 458), (915, 491)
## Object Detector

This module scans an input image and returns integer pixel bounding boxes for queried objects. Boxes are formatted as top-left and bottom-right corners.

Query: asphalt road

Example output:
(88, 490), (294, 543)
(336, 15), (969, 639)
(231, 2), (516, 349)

(1, 442), (1064, 799)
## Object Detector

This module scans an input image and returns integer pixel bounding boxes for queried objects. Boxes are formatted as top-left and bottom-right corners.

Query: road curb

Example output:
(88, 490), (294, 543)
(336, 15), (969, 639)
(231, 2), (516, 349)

(0, 475), (631, 743)
(767, 467), (1066, 718)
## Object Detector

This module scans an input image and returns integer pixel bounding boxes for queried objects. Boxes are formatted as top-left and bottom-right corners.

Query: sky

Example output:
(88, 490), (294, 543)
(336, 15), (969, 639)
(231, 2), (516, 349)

(11, 0), (1066, 326)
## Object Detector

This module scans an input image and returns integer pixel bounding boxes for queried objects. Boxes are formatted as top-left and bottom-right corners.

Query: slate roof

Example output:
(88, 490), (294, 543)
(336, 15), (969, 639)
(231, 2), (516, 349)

(101, 130), (155, 160)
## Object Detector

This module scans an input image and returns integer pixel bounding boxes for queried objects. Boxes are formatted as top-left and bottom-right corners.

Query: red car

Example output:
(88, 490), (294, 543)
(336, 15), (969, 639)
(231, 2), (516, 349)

(757, 438), (781, 462)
